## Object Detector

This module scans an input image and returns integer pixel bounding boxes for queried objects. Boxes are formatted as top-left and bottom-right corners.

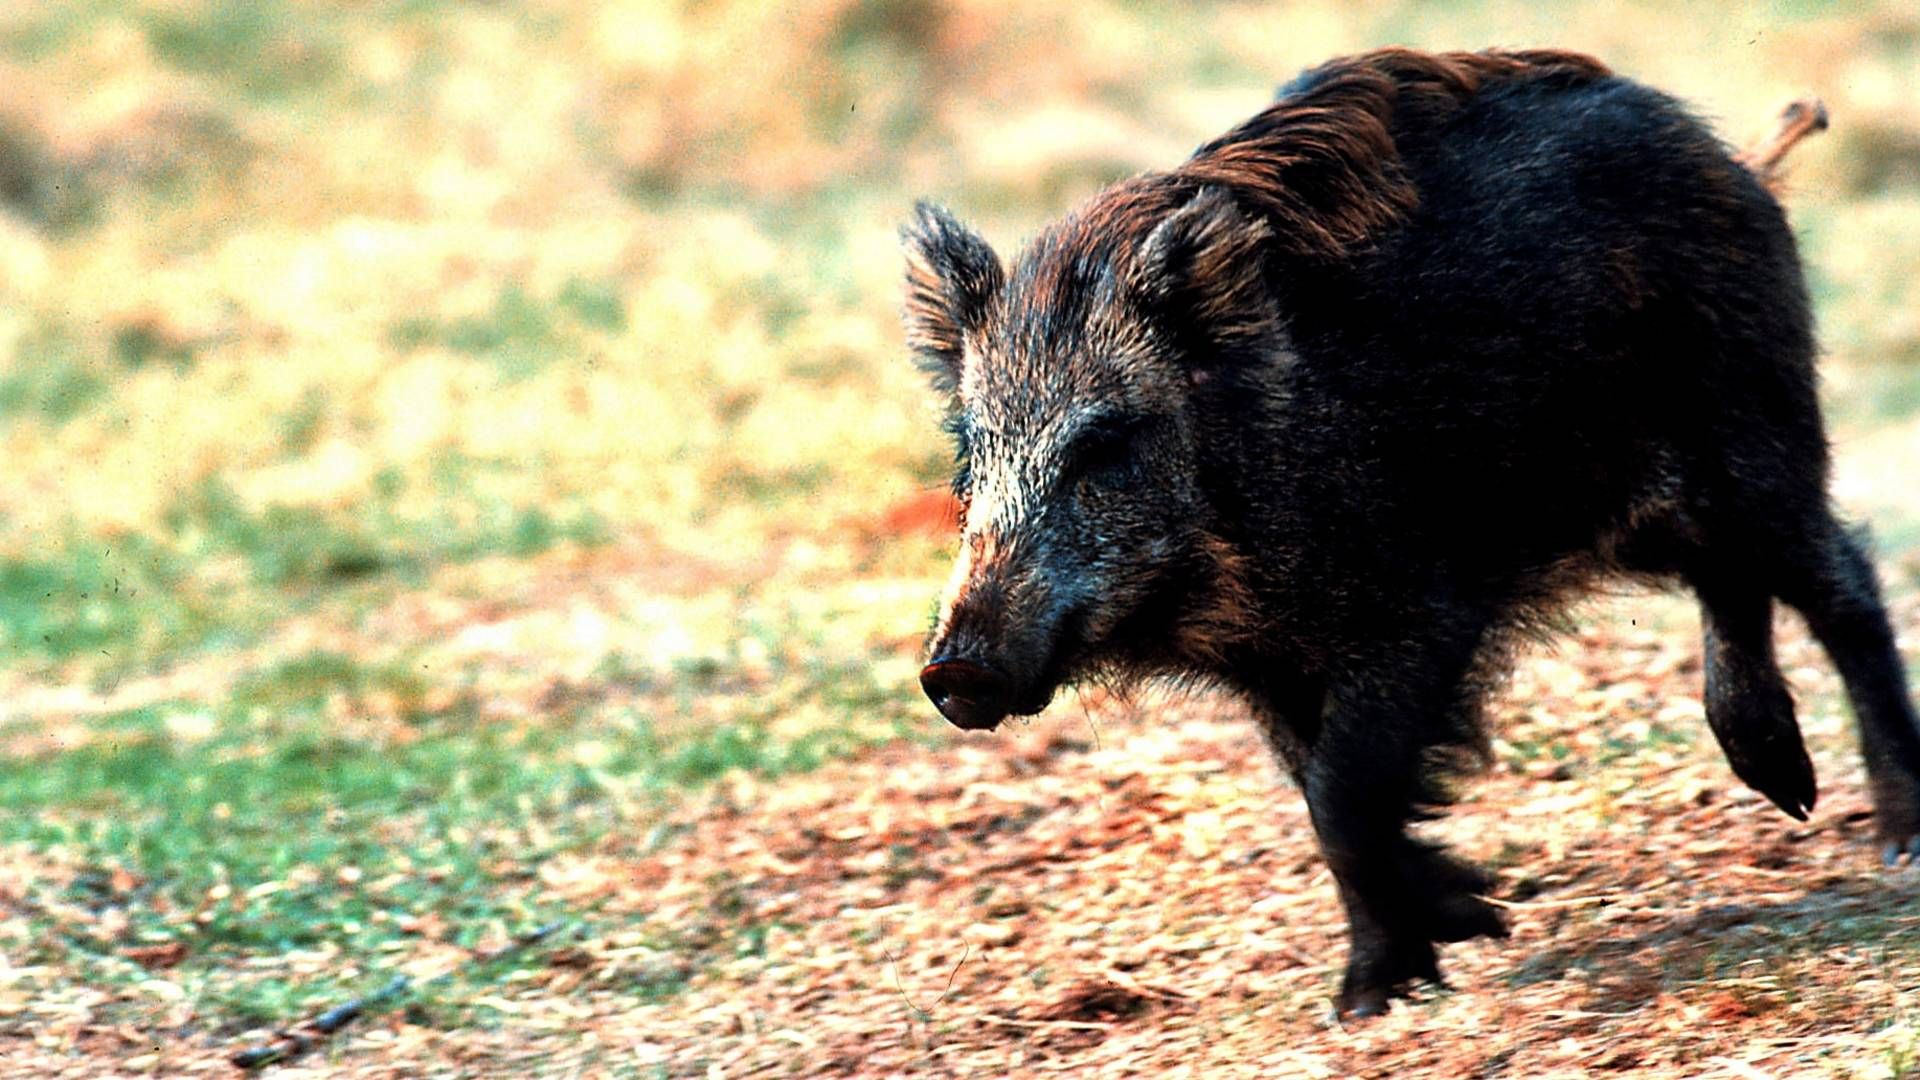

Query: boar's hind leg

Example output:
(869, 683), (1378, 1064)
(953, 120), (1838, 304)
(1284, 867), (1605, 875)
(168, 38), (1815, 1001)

(1773, 518), (1920, 864)
(1692, 575), (1818, 820)
(1288, 639), (1509, 1018)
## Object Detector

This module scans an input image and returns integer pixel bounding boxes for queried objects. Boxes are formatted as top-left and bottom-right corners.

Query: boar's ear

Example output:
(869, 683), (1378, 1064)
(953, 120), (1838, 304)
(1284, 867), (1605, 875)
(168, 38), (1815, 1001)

(901, 201), (1004, 394)
(1127, 187), (1280, 372)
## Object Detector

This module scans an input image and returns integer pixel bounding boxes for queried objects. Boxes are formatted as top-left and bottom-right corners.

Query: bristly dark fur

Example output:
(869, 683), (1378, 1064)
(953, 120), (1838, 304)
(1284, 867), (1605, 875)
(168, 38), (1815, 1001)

(974, 49), (1616, 370)
(901, 200), (1004, 393)
(905, 46), (1920, 1019)
(1185, 48), (1610, 257)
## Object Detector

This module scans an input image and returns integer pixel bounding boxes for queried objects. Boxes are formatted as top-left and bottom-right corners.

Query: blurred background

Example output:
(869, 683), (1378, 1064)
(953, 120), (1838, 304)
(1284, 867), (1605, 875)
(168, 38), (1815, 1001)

(0, 0), (1917, 1067)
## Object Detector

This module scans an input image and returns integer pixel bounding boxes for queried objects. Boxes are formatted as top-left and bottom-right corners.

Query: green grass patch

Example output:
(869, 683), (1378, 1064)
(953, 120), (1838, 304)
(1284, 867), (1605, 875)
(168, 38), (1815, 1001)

(230, 649), (450, 723)
(720, 463), (829, 507)
(1, 314), (228, 434)
(556, 276), (628, 334)
(1, 708), (588, 1025)
(0, 638), (919, 1030)
(0, 1), (129, 60)
(0, 532), (199, 666)
(2, 471), (610, 673)
(634, 721), (872, 786)
(142, 0), (344, 104)
(169, 478), (393, 586)
(1827, 362), (1920, 427)
(0, 326), (108, 427)
(110, 322), (199, 371)
(170, 468), (610, 586)
(1873, 516), (1920, 565)
(275, 386), (331, 455)
(389, 281), (628, 380)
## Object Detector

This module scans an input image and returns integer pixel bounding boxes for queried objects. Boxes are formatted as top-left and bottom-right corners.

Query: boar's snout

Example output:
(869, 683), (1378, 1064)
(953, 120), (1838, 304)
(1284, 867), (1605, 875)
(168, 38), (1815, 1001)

(919, 657), (1012, 730)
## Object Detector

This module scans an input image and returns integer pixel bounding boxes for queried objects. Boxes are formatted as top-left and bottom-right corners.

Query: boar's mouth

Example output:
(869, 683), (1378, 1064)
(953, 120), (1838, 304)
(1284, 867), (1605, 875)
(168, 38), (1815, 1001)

(918, 655), (1064, 731)
(920, 609), (1086, 731)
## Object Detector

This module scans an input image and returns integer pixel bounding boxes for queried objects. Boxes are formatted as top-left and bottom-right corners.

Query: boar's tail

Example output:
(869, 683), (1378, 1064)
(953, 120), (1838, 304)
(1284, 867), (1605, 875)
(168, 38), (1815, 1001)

(1734, 97), (1828, 195)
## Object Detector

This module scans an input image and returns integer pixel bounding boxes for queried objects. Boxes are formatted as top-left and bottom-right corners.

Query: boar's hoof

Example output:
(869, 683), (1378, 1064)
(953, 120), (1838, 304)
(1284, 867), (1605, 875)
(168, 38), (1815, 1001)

(920, 658), (1012, 731)
(1876, 800), (1920, 869)
(1873, 771), (1920, 868)
(1747, 756), (1818, 823)
(1336, 938), (1443, 1021)
(1338, 991), (1392, 1022)
(1713, 710), (1817, 822)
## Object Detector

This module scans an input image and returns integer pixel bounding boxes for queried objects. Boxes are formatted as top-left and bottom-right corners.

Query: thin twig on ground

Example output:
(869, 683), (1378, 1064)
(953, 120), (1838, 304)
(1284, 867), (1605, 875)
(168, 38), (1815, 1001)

(885, 942), (971, 1018)
(230, 920), (569, 1070)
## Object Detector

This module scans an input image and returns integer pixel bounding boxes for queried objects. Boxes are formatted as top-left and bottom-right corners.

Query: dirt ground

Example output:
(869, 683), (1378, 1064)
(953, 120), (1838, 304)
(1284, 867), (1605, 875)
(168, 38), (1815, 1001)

(613, 602), (1920, 1079)
(15, 585), (1915, 1078)
(5, 4), (1920, 1075)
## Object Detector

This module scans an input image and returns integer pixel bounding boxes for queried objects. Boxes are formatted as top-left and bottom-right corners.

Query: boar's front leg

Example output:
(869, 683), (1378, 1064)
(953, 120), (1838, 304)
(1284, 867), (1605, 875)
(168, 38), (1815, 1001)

(1260, 636), (1509, 1018)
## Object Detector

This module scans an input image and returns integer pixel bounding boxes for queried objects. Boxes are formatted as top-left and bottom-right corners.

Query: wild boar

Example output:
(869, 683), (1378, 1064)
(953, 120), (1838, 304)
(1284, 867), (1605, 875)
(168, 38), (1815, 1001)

(903, 47), (1920, 1017)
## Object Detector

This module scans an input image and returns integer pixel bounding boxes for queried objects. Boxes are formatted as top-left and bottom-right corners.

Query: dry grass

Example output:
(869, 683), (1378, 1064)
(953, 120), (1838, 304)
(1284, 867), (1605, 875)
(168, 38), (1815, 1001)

(8, 593), (1919, 1077)
(1, 1), (1919, 1076)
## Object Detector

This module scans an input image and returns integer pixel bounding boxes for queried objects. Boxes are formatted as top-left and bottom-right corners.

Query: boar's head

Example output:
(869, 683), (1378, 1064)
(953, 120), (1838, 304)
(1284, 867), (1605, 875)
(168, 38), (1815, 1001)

(902, 185), (1278, 730)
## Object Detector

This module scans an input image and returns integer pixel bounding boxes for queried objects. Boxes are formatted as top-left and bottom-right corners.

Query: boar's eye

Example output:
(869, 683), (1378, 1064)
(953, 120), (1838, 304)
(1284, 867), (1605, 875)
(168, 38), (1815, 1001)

(1064, 414), (1143, 484)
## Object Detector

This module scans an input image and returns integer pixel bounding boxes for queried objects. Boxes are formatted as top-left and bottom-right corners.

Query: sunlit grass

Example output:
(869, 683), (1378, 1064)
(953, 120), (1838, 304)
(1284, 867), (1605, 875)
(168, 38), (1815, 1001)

(1, 0), (1919, 1059)
(0, 465), (608, 675)
(0, 697), (595, 1025)
(0, 628), (924, 1026)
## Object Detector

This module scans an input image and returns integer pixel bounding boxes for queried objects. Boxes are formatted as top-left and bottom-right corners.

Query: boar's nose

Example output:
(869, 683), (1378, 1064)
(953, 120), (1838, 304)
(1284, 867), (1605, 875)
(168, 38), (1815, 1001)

(919, 658), (1011, 731)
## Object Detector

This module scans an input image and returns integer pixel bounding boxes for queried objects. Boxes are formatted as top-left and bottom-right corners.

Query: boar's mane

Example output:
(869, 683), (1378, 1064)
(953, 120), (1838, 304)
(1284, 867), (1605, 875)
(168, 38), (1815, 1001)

(1177, 47), (1611, 258)
(904, 49), (1613, 393)
(1031, 49), (1614, 272)
(980, 48), (1615, 366)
